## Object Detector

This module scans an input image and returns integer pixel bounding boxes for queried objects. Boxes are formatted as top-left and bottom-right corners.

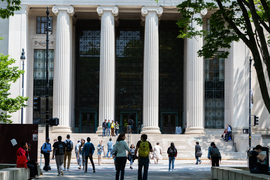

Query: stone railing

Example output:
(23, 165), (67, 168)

(0, 164), (41, 180)
(212, 167), (270, 180)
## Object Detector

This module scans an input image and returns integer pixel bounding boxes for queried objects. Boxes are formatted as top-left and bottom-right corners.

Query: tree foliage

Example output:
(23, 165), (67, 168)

(0, 52), (28, 123)
(0, 0), (21, 19)
(177, 0), (270, 114)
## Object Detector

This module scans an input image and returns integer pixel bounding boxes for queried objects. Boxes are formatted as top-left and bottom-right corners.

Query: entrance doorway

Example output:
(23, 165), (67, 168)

(120, 112), (137, 133)
(161, 113), (178, 134)
(79, 112), (97, 133)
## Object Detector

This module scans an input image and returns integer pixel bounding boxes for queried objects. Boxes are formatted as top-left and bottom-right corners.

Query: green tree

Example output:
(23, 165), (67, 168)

(177, 0), (270, 114)
(0, 51), (28, 123)
(0, 0), (21, 19)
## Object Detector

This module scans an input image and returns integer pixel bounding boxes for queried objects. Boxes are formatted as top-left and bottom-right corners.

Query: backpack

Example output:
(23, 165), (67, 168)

(168, 147), (176, 157)
(139, 140), (150, 157)
(41, 143), (46, 154)
(66, 140), (72, 152)
(128, 119), (133, 125)
(229, 125), (232, 131)
(210, 147), (220, 157)
(58, 142), (65, 155)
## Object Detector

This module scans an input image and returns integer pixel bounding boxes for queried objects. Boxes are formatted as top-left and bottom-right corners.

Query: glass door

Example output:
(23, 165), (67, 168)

(161, 113), (178, 134)
(79, 112), (97, 133)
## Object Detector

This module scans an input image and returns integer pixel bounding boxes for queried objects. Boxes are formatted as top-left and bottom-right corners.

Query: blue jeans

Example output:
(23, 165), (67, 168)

(169, 157), (175, 171)
(195, 156), (201, 164)
(106, 128), (110, 136)
(106, 148), (113, 158)
(138, 157), (149, 180)
(103, 128), (106, 136)
(250, 166), (262, 173)
(115, 129), (119, 136)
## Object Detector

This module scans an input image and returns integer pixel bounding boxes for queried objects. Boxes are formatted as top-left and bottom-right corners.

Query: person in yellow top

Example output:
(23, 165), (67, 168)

(111, 120), (115, 136)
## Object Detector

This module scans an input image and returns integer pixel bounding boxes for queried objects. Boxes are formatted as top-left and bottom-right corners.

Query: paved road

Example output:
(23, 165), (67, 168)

(38, 160), (247, 180)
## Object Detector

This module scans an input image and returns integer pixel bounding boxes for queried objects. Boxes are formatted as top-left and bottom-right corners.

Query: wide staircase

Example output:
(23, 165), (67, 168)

(38, 128), (247, 160)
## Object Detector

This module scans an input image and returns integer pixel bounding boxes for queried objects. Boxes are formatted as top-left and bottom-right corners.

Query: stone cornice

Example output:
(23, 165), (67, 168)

(52, 6), (74, 16)
(96, 6), (119, 17)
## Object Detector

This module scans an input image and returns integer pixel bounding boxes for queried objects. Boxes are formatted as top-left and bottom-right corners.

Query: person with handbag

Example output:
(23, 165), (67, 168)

(195, 141), (202, 165)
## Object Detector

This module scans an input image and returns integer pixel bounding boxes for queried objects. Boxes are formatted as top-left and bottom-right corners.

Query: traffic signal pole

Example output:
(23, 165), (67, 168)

(249, 57), (252, 149)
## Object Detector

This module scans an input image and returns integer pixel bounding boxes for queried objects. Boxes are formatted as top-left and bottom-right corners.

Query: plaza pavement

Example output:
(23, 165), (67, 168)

(38, 159), (247, 180)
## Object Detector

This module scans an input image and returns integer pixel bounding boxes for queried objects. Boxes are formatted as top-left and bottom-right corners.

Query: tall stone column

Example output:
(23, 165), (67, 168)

(96, 6), (118, 134)
(141, 7), (163, 134)
(185, 13), (205, 134)
(52, 6), (74, 133)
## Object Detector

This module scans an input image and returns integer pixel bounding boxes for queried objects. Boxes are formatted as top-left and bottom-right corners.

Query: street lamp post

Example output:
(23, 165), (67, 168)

(249, 57), (253, 149)
(20, 48), (26, 124)
(45, 7), (52, 139)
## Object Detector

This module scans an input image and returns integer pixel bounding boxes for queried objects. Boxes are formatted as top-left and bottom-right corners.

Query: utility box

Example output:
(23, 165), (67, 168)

(0, 124), (38, 164)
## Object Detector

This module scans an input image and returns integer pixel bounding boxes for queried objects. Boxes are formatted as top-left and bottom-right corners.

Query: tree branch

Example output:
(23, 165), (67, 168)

(260, 0), (270, 25)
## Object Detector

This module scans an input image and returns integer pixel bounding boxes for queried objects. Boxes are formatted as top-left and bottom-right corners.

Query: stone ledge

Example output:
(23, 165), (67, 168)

(212, 167), (270, 180)
(0, 167), (30, 180)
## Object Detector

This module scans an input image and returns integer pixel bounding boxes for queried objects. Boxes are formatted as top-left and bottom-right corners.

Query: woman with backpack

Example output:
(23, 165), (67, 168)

(167, 142), (177, 171)
(207, 142), (221, 167)
(113, 133), (130, 180)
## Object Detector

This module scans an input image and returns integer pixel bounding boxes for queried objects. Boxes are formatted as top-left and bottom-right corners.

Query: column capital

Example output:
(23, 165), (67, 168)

(97, 6), (119, 17)
(14, 4), (29, 15)
(141, 7), (163, 18)
(52, 6), (74, 16)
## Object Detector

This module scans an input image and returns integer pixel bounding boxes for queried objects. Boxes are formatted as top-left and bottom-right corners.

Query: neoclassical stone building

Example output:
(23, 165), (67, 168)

(0, 0), (269, 140)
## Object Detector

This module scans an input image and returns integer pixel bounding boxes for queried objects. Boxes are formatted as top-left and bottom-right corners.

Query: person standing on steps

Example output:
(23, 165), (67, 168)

(167, 142), (177, 171)
(103, 119), (107, 137)
(52, 136), (66, 176)
(135, 134), (153, 180)
(63, 134), (73, 171)
(106, 138), (114, 158)
(195, 141), (202, 165)
(41, 137), (52, 171)
(111, 120), (115, 136)
(107, 120), (111, 136)
(208, 142), (221, 167)
(115, 121), (120, 136)
(82, 137), (96, 173)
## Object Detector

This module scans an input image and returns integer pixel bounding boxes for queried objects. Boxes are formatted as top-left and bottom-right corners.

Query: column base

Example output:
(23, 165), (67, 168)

(96, 126), (103, 135)
(185, 127), (205, 134)
(51, 126), (72, 133)
(141, 127), (161, 134)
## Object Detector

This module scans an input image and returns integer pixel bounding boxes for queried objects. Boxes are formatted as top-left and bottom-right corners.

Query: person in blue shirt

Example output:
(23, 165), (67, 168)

(106, 138), (114, 158)
(82, 137), (95, 173)
(225, 124), (232, 142)
(42, 137), (52, 171)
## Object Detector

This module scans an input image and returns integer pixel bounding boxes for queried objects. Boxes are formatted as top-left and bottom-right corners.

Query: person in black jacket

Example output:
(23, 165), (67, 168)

(167, 142), (177, 171)
(195, 142), (202, 165)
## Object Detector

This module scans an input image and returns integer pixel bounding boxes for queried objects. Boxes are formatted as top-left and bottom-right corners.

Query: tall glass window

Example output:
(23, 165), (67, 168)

(115, 20), (144, 133)
(159, 21), (184, 134)
(75, 20), (100, 133)
(33, 49), (54, 124)
(205, 52), (225, 128)
(36, 17), (53, 34)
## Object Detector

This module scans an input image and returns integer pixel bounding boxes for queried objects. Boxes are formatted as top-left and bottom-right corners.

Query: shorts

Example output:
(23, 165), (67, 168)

(97, 151), (102, 156)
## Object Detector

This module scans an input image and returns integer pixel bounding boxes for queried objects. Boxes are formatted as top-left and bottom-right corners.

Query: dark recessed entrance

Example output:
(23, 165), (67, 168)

(120, 112), (137, 133)
(79, 112), (97, 133)
(161, 113), (178, 134)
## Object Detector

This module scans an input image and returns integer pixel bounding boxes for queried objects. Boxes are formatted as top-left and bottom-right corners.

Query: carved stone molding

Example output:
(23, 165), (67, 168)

(52, 6), (74, 16)
(33, 39), (55, 48)
(141, 6), (163, 21)
(97, 6), (119, 17)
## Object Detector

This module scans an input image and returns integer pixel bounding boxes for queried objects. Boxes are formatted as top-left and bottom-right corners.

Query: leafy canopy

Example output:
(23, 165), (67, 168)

(177, 0), (270, 114)
(0, 52), (28, 123)
(0, 0), (21, 19)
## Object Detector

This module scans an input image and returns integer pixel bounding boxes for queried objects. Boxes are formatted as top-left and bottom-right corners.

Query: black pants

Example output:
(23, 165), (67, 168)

(27, 163), (36, 178)
(116, 157), (127, 180)
(85, 156), (95, 172)
(211, 156), (220, 167)
(44, 153), (50, 170)
(27, 160), (38, 176)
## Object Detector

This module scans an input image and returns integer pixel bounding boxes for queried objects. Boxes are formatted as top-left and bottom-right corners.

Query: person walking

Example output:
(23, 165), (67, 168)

(75, 140), (81, 169)
(64, 134), (73, 171)
(115, 121), (119, 136)
(52, 136), (66, 176)
(195, 141), (202, 165)
(82, 137), (95, 173)
(97, 140), (104, 165)
(135, 134), (153, 180)
(153, 142), (162, 164)
(113, 133), (130, 180)
(41, 137), (52, 171)
(208, 142), (221, 167)
(107, 120), (111, 136)
(103, 119), (107, 137)
(167, 142), (177, 171)
(128, 144), (136, 169)
(106, 138), (114, 158)
(79, 139), (85, 170)
(111, 120), (115, 136)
